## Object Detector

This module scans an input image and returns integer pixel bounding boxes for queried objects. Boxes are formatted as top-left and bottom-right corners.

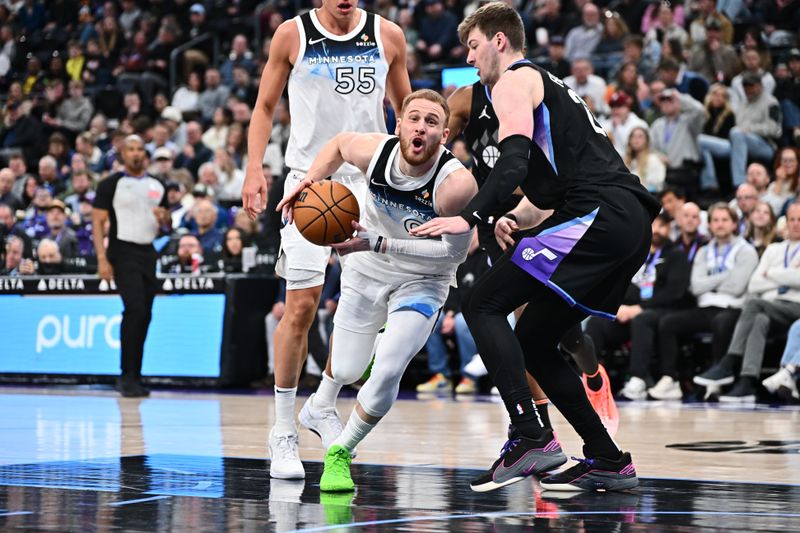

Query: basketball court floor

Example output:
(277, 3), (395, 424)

(1, 387), (798, 531)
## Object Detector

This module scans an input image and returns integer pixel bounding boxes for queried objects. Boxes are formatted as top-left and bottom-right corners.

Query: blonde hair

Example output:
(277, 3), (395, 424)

(457, 1), (525, 52)
(624, 127), (651, 183)
(703, 83), (734, 136)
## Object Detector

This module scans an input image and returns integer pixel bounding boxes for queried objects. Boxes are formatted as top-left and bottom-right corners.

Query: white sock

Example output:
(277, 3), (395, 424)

(313, 372), (342, 409)
(333, 409), (376, 452)
(274, 386), (297, 434)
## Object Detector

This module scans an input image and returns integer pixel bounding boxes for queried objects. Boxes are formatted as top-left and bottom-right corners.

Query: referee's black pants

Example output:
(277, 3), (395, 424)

(110, 243), (158, 379)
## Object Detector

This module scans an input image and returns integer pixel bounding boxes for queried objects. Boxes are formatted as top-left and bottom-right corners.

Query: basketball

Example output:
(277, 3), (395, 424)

(293, 180), (360, 246)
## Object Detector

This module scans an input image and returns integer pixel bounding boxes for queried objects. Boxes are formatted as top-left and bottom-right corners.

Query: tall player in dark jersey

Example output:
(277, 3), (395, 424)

(448, 82), (620, 437)
(413, 3), (660, 492)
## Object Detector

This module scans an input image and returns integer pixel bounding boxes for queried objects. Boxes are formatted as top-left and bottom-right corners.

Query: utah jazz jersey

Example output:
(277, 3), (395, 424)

(286, 9), (389, 174)
(506, 60), (659, 215)
(463, 82), (522, 259)
(351, 136), (463, 281)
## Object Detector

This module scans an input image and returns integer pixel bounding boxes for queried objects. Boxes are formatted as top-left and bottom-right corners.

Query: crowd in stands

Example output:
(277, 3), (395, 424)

(0, 0), (799, 401)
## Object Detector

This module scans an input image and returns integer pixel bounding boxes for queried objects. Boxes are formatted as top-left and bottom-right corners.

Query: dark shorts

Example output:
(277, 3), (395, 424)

(508, 189), (654, 319)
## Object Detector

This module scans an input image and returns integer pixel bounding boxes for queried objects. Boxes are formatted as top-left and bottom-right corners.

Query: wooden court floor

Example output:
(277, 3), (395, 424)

(1, 387), (799, 531)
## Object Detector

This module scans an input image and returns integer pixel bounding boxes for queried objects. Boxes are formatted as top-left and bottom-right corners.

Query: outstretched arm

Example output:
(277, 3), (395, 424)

(276, 132), (386, 222)
(410, 68), (540, 237)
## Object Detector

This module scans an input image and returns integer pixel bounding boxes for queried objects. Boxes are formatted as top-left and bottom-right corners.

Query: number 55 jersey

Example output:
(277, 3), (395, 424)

(287, 9), (389, 175)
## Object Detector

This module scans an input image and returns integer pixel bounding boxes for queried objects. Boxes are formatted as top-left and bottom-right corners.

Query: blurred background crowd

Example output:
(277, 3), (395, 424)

(1, 0), (799, 401)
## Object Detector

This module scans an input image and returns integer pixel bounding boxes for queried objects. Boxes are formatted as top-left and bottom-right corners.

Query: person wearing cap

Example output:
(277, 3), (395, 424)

(689, 0), (733, 50)
(149, 146), (175, 180)
(43, 199), (79, 259)
(775, 49), (800, 146)
(687, 18), (740, 85)
(540, 34), (571, 80)
(730, 47), (776, 111)
(650, 88), (706, 188)
(601, 91), (648, 156)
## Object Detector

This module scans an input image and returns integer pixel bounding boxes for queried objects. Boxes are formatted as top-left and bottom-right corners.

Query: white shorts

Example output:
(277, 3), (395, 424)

(334, 266), (450, 334)
(276, 170), (367, 290)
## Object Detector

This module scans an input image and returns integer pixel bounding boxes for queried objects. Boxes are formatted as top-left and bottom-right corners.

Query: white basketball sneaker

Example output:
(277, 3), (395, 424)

(299, 394), (356, 457)
(269, 427), (305, 479)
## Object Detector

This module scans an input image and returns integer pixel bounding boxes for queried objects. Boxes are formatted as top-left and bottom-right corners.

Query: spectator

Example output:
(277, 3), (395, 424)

(650, 89), (706, 191)
(182, 4), (212, 80)
(658, 203), (759, 398)
(692, 21), (740, 86)
(0, 102), (45, 168)
(171, 71), (202, 114)
(149, 146), (175, 181)
(674, 202), (709, 265)
(624, 126), (666, 193)
(601, 214), (691, 401)
(65, 40), (85, 82)
(416, 0), (460, 62)
(191, 197), (224, 254)
(62, 169), (95, 213)
(212, 149), (244, 201)
(37, 155), (65, 196)
(656, 58), (710, 103)
(35, 238), (65, 275)
(175, 120), (212, 179)
(198, 68), (230, 123)
(772, 148), (800, 216)
(564, 2), (602, 62)
(114, 30), (150, 76)
(43, 198), (78, 259)
(145, 121), (179, 159)
(70, 197), (95, 258)
(74, 132), (102, 172)
(731, 183), (758, 237)
(201, 107), (231, 151)
(644, 2), (689, 59)
(606, 61), (647, 115)
(163, 233), (208, 274)
(0, 203), (33, 257)
(540, 35), (571, 80)
(225, 122), (248, 169)
(18, 0), (47, 37)
(564, 58), (609, 117)
(698, 83), (736, 191)
(231, 66), (258, 108)
(745, 201), (781, 257)
(118, 0), (142, 40)
(745, 162), (771, 200)
(397, 9), (418, 48)
(602, 91), (648, 156)
(219, 227), (246, 273)
(774, 49), (800, 147)
(689, 0), (734, 49)
(19, 175), (39, 210)
(97, 15), (123, 64)
(727, 75), (783, 188)
(696, 203), (800, 402)
(730, 48), (776, 111)
(611, 36), (654, 83)
(81, 38), (110, 88)
(220, 34), (255, 86)
(762, 319), (800, 401)
(164, 180), (188, 229)
(526, 0), (572, 54)
(1, 235), (34, 276)
(761, 0), (800, 48)
(0, 167), (23, 211)
(594, 11), (628, 58)
(52, 80), (94, 134)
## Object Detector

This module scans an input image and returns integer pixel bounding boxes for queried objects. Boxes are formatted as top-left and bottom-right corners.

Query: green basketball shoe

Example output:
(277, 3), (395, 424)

(320, 444), (355, 492)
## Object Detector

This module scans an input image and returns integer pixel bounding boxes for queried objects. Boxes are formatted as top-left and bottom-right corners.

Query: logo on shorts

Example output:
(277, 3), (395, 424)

(521, 247), (557, 261)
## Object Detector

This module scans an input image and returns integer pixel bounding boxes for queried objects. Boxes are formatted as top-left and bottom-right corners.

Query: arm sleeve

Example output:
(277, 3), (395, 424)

(384, 231), (473, 264)
(459, 134), (530, 227)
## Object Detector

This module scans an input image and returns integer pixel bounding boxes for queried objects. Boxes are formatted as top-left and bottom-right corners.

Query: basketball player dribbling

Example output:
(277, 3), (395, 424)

(413, 3), (660, 492)
(447, 77), (619, 436)
(278, 90), (477, 492)
(241, 0), (411, 480)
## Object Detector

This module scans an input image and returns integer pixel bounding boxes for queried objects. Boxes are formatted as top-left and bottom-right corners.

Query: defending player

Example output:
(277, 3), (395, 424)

(448, 79), (619, 436)
(412, 4), (660, 492)
(277, 90), (490, 492)
(241, 0), (410, 479)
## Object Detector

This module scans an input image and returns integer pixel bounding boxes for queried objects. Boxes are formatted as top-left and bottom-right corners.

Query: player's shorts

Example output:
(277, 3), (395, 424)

(334, 266), (450, 334)
(276, 170), (367, 290)
(508, 188), (656, 319)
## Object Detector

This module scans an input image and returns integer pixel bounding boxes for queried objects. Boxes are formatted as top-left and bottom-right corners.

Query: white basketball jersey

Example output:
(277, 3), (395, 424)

(348, 136), (464, 281)
(286, 9), (389, 174)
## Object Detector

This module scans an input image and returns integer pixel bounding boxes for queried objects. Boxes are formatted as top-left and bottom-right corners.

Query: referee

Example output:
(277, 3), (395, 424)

(92, 135), (170, 397)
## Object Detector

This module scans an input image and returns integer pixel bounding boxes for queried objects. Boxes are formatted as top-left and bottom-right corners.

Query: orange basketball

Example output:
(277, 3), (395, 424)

(293, 180), (360, 246)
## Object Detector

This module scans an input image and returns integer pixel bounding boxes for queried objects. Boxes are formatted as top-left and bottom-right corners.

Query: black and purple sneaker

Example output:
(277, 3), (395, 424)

(469, 429), (567, 493)
(540, 453), (639, 492)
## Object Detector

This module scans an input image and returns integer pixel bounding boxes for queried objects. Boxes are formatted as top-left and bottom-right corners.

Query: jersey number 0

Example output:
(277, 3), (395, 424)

(335, 66), (376, 95)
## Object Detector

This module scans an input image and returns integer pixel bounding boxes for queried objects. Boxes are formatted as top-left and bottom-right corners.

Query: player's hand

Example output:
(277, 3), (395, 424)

(97, 257), (114, 281)
(242, 164), (268, 220)
(276, 176), (315, 225)
(330, 221), (383, 255)
(409, 216), (470, 237)
(495, 216), (519, 251)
